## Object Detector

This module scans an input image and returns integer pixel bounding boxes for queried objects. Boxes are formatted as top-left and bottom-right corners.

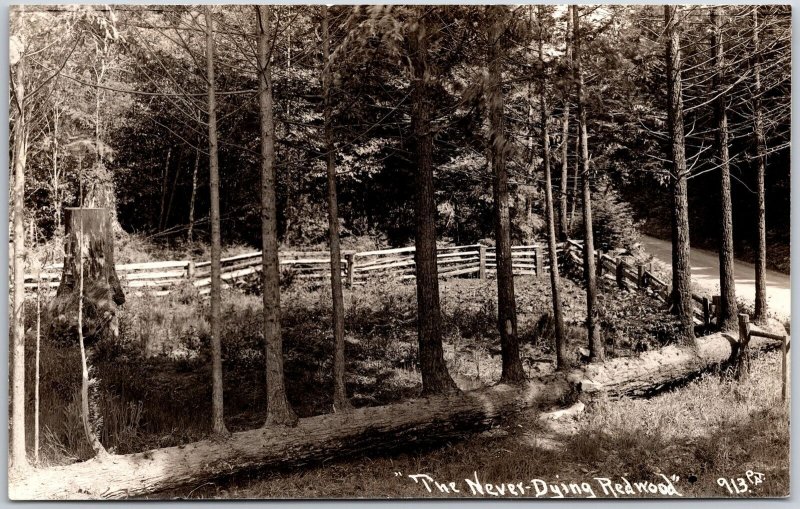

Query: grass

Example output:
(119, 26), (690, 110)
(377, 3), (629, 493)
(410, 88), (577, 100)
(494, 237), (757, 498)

(24, 271), (678, 466)
(157, 352), (789, 499)
(22, 256), (785, 499)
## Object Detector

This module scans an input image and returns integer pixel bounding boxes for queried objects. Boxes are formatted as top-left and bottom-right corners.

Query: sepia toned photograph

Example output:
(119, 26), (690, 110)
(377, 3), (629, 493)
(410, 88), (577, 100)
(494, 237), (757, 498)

(6, 3), (791, 500)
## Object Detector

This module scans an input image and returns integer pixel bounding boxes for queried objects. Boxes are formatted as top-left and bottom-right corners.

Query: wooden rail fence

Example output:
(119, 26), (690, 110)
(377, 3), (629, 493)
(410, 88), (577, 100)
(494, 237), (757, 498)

(737, 313), (790, 401)
(560, 239), (717, 328)
(24, 239), (721, 326)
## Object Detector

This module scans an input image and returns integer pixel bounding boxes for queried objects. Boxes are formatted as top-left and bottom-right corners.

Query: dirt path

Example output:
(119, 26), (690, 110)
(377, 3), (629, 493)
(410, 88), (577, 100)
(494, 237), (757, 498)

(640, 235), (791, 321)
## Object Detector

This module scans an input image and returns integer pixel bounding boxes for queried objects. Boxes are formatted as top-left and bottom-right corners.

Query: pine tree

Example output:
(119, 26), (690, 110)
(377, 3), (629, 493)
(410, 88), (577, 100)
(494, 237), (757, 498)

(256, 5), (298, 426)
(488, 5), (525, 382)
(664, 5), (695, 345)
(409, 7), (458, 394)
(572, 5), (602, 361)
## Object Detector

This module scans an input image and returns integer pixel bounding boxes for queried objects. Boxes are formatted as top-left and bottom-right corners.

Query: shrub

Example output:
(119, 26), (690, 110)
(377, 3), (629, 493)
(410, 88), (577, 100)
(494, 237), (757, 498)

(571, 185), (641, 251)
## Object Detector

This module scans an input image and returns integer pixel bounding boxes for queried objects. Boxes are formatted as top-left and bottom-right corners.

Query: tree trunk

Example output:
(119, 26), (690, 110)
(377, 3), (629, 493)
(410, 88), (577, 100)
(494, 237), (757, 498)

(50, 208), (125, 341)
(488, 6), (525, 383)
(204, 6), (227, 435)
(538, 6), (567, 370)
(711, 7), (737, 331)
(751, 7), (768, 322)
(558, 11), (571, 241)
(187, 144), (200, 243)
(165, 148), (183, 231)
(664, 5), (695, 345)
(568, 131), (579, 230)
(409, 8), (458, 394)
(322, 6), (352, 410)
(74, 212), (108, 458)
(49, 208), (124, 458)
(572, 5), (602, 361)
(10, 45), (28, 471)
(257, 5), (298, 426)
(51, 103), (62, 232)
(158, 147), (171, 232)
(9, 328), (786, 500)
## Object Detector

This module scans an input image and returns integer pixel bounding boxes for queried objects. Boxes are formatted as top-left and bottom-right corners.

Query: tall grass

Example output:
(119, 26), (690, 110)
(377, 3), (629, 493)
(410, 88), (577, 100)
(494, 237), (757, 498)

(23, 272), (694, 467)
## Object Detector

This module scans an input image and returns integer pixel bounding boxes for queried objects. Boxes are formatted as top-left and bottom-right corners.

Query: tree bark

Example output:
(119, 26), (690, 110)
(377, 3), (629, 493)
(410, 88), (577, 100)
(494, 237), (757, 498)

(558, 11), (571, 241)
(74, 212), (108, 458)
(322, 6), (352, 410)
(49, 208), (124, 458)
(187, 144), (200, 243)
(409, 8), (458, 394)
(204, 6), (227, 435)
(572, 5), (602, 361)
(488, 6), (525, 383)
(538, 6), (567, 370)
(664, 5), (695, 345)
(158, 147), (171, 232)
(751, 7), (768, 322)
(711, 7), (737, 331)
(165, 148), (183, 231)
(10, 42), (28, 471)
(568, 132), (579, 230)
(50, 208), (125, 345)
(9, 328), (786, 500)
(257, 5), (298, 426)
(51, 102), (62, 232)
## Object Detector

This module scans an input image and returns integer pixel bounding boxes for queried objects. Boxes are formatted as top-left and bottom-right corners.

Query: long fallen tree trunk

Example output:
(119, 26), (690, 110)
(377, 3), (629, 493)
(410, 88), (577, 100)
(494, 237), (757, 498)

(9, 327), (785, 500)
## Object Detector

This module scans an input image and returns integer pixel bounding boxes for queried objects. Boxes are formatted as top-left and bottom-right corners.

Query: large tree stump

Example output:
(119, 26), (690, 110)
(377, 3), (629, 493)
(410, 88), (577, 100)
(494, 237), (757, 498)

(49, 207), (125, 345)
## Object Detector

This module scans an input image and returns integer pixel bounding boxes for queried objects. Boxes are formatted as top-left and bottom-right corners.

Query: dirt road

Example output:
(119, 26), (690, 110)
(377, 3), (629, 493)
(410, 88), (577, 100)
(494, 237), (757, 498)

(640, 235), (791, 321)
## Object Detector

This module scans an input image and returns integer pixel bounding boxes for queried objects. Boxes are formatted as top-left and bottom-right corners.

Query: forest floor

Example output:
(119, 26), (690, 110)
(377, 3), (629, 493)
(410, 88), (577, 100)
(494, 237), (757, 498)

(28, 262), (683, 463)
(160, 351), (789, 499)
(24, 239), (790, 499)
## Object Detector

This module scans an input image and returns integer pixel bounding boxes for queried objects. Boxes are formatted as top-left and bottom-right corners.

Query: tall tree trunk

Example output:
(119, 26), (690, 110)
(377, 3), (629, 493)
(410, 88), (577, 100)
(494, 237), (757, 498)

(568, 132), (579, 230)
(409, 8), (458, 394)
(165, 148), (183, 230)
(74, 213), (108, 458)
(751, 7), (768, 322)
(257, 5), (298, 426)
(488, 6), (525, 383)
(205, 6), (227, 435)
(664, 5), (695, 345)
(187, 143), (200, 243)
(51, 103), (61, 231)
(538, 6), (567, 370)
(158, 147), (172, 231)
(322, 6), (352, 410)
(572, 5), (602, 361)
(710, 7), (737, 331)
(558, 11), (572, 241)
(10, 43), (28, 472)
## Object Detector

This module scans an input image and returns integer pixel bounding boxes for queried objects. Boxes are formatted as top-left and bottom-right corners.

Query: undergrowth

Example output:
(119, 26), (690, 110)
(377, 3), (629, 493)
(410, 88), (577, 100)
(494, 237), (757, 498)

(24, 269), (684, 467)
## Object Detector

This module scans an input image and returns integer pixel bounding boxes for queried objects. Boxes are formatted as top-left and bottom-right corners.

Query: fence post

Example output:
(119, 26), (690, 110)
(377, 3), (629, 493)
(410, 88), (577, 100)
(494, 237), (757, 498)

(736, 313), (751, 379)
(478, 245), (486, 280)
(596, 249), (604, 277)
(187, 261), (195, 280)
(712, 295), (721, 322)
(345, 252), (355, 287)
(702, 297), (711, 327)
(534, 246), (543, 278)
(637, 264), (645, 289)
(615, 258), (625, 289)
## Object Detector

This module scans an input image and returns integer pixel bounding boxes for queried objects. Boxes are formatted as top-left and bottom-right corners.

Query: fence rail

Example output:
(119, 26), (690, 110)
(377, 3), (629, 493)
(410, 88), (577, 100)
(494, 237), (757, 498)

(24, 239), (721, 326)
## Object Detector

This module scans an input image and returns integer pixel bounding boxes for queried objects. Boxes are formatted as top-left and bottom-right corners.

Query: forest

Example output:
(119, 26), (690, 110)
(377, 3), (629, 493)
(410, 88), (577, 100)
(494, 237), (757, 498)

(7, 4), (792, 500)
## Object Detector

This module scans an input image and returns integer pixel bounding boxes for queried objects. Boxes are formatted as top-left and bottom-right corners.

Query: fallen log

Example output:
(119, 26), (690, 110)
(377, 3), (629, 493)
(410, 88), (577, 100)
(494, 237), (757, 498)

(9, 326), (786, 500)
